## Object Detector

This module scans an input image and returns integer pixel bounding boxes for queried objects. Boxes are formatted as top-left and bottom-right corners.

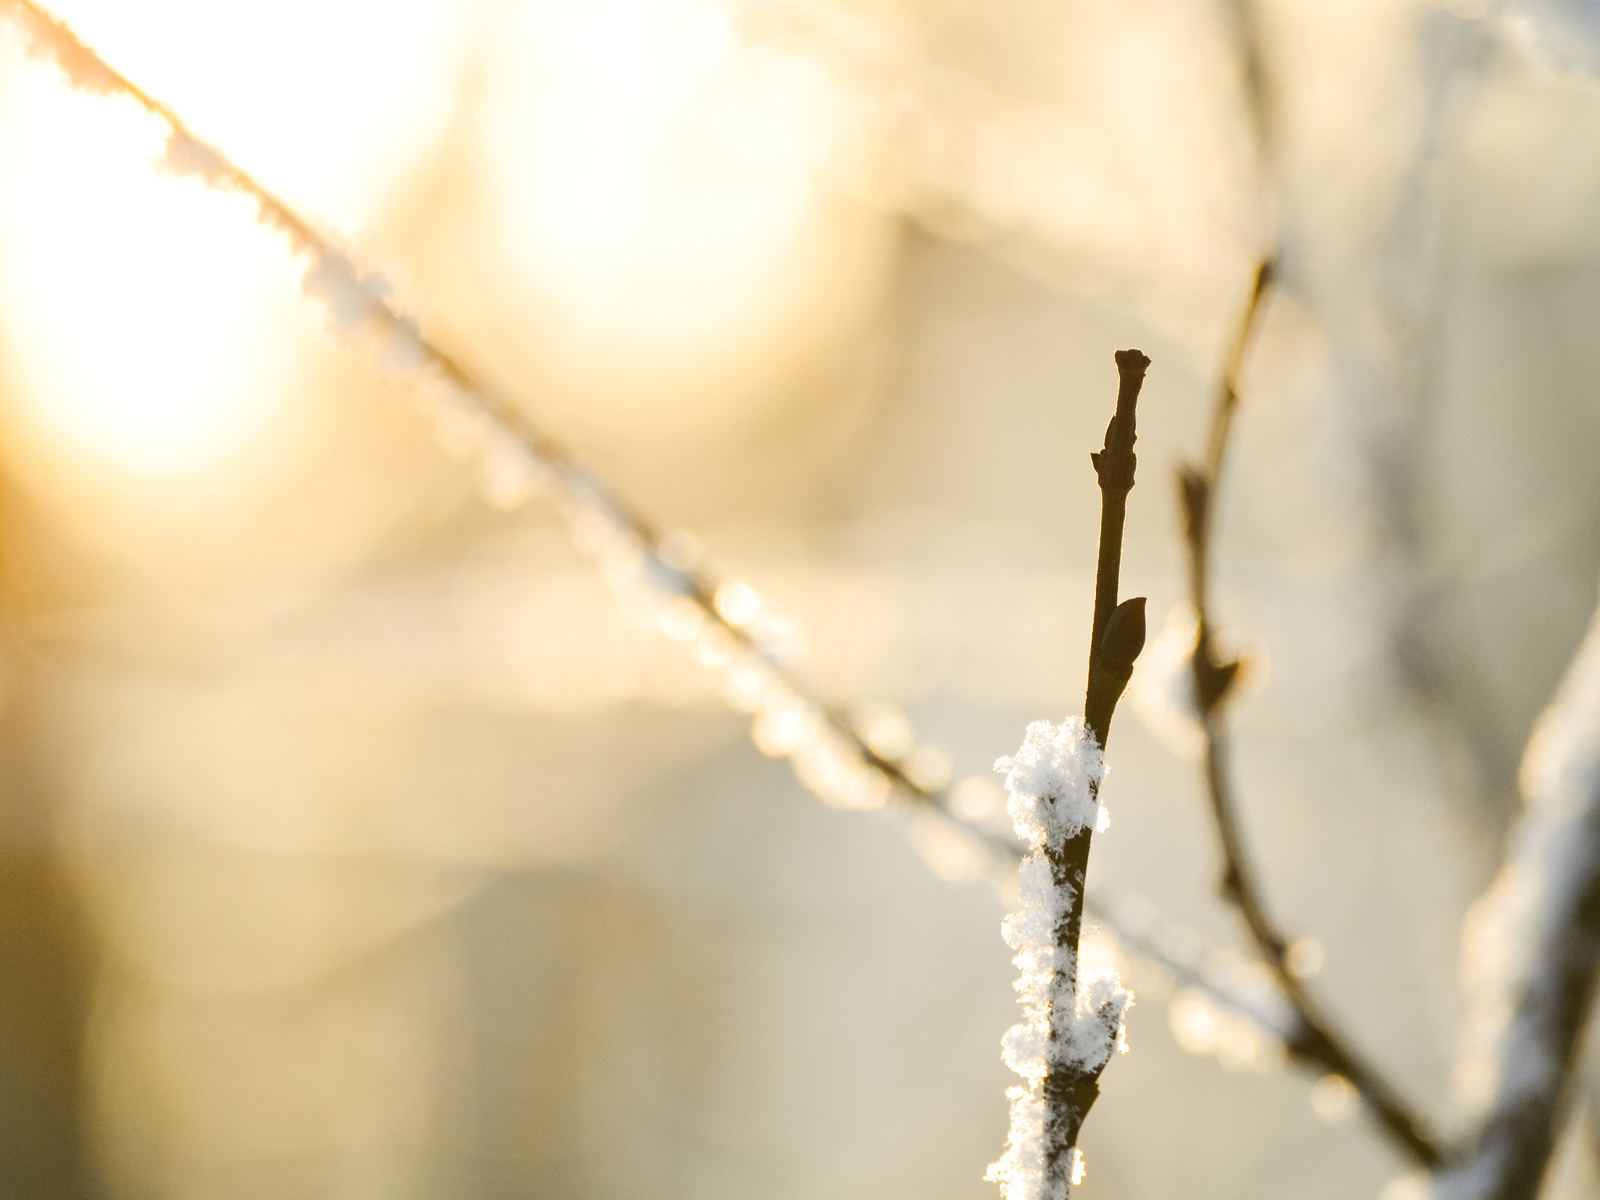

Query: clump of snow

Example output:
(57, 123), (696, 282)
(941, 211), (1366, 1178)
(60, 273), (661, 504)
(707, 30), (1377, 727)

(158, 128), (229, 185)
(4, 1), (119, 94)
(302, 250), (391, 340)
(988, 717), (1130, 1199)
(995, 717), (1107, 851)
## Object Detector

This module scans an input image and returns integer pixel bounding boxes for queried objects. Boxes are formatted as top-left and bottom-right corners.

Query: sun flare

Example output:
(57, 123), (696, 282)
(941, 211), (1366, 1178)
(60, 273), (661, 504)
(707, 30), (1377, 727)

(0, 70), (295, 475)
(0, 0), (857, 479)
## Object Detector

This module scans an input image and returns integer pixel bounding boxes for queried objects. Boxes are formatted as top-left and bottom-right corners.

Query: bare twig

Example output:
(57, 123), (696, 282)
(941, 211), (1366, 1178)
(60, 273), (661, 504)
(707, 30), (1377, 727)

(1039, 350), (1150, 1181)
(1178, 258), (1444, 1168)
(1438, 595), (1600, 1199)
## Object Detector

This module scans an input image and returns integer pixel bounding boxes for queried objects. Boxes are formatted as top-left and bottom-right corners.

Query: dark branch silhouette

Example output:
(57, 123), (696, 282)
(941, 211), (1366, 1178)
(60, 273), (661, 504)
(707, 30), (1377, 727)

(1040, 350), (1150, 1181)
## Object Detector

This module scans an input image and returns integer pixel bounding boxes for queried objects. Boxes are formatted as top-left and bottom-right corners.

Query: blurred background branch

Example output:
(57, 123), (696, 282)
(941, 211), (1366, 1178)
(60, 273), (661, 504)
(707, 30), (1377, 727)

(1179, 257), (1443, 1167)
(1441, 591), (1600, 1198)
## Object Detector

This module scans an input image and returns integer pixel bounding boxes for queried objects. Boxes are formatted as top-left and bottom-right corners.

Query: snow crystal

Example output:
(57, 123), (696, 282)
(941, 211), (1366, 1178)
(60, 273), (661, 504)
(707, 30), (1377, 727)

(988, 717), (1129, 1199)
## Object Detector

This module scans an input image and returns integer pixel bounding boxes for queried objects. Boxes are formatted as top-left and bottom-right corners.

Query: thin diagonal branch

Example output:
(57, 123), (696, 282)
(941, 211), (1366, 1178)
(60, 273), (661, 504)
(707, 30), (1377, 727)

(1179, 258), (1444, 1168)
(0, 0), (958, 823)
(0, 15), (1301, 1068)
(0, 2), (1324, 1109)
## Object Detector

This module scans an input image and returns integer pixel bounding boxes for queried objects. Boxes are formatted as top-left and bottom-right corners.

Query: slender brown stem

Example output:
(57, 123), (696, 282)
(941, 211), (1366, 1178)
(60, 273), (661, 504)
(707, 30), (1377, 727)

(1203, 726), (1442, 1165)
(1181, 258), (1443, 1169)
(1038, 350), (1151, 1181)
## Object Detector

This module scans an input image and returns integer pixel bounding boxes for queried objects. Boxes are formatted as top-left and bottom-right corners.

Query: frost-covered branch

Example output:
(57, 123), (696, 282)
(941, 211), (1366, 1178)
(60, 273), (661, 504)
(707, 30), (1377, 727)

(989, 719), (1128, 1199)
(0, 7), (1303, 1075)
(0, 0), (965, 825)
(987, 352), (1148, 1199)
(1177, 259), (1444, 1167)
(1437, 590), (1600, 1199)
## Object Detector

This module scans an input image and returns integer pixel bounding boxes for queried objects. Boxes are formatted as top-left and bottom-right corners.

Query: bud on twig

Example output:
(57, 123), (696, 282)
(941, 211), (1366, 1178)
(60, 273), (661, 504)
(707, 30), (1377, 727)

(1099, 597), (1147, 681)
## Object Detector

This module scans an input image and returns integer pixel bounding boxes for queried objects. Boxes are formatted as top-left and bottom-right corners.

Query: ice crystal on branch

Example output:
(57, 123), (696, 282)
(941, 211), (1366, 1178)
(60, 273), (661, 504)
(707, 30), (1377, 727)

(988, 718), (1130, 1200)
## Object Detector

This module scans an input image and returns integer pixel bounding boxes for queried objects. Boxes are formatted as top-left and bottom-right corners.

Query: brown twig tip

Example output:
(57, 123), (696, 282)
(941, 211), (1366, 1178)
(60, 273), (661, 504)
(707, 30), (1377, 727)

(1084, 351), (1151, 751)
(1100, 597), (1147, 679)
(1115, 348), (1152, 376)
(1091, 351), (1148, 497)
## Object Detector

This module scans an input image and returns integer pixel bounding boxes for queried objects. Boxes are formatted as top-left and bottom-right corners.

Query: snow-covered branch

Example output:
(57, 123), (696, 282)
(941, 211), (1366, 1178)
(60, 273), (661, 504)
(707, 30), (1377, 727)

(0, 0), (954, 830)
(1437, 588), (1600, 1199)
(989, 719), (1129, 1200)
(988, 352), (1148, 1198)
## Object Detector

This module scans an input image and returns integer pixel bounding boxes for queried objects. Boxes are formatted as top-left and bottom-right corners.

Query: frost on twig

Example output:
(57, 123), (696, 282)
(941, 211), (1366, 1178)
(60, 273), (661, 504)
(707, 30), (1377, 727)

(0, 0), (117, 93)
(0, 0), (933, 823)
(1439, 589), (1600, 1200)
(988, 718), (1130, 1200)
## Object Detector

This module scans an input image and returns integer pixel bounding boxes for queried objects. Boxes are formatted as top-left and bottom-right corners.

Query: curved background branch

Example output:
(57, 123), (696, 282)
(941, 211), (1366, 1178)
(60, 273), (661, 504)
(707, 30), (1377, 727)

(1179, 257), (1444, 1168)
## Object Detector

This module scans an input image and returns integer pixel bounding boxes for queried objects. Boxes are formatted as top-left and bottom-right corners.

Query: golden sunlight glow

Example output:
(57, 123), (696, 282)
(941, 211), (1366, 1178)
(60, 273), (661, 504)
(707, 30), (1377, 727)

(0, 0), (466, 479)
(22, 0), (467, 229)
(0, 0), (855, 475)
(0, 71), (294, 475)
(482, 0), (836, 352)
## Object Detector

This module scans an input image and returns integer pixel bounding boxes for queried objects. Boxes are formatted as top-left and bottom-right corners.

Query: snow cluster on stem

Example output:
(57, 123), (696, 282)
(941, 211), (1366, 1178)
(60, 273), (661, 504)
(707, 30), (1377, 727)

(988, 718), (1131, 1200)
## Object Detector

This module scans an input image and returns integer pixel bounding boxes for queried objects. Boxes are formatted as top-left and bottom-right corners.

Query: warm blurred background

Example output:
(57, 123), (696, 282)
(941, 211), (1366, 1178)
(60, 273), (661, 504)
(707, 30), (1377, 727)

(1, 1), (1599, 1197)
